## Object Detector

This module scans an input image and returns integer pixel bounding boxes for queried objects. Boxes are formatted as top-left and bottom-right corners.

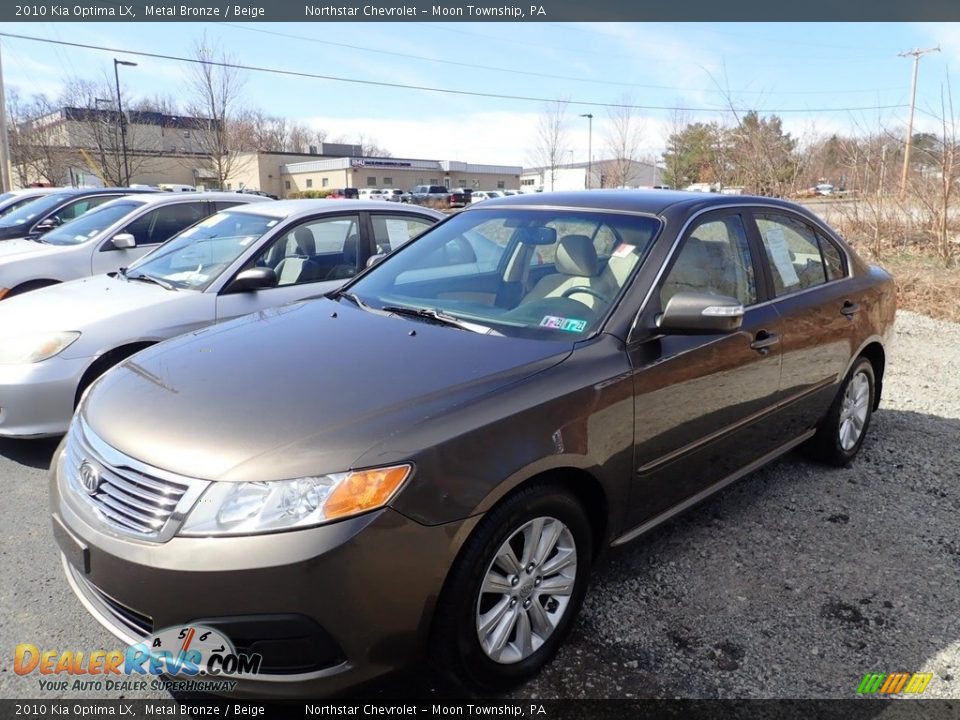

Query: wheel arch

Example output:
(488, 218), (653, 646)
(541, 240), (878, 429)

(853, 339), (886, 410)
(74, 341), (156, 407)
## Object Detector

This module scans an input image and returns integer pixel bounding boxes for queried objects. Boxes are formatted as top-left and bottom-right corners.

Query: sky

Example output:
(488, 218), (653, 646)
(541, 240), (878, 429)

(4, 22), (960, 166)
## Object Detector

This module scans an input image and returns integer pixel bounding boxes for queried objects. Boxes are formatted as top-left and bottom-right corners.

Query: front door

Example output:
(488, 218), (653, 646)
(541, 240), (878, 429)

(625, 211), (783, 527)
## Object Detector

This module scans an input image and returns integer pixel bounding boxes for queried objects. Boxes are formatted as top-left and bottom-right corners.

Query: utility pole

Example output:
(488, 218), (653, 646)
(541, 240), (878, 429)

(113, 58), (137, 186)
(899, 46), (940, 197)
(580, 113), (593, 189)
(0, 42), (12, 192)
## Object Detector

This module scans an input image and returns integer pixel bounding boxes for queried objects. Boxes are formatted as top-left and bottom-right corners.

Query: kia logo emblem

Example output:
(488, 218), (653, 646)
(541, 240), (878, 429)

(78, 461), (101, 495)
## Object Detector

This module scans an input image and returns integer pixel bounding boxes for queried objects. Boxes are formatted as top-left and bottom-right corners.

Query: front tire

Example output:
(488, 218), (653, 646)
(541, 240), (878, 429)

(430, 484), (593, 691)
(806, 356), (876, 466)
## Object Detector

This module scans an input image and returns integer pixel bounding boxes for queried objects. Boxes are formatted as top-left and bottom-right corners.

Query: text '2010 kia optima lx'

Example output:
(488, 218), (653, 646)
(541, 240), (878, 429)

(51, 190), (895, 697)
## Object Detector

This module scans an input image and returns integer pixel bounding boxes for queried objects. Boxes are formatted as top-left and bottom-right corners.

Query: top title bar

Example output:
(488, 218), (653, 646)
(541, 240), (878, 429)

(4, 0), (960, 22)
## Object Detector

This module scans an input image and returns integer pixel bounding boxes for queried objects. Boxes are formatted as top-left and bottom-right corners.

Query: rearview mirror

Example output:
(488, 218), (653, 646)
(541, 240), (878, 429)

(658, 291), (744, 334)
(515, 227), (558, 245)
(111, 232), (136, 249)
(366, 253), (387, 268)
(223, 267), (278, 293)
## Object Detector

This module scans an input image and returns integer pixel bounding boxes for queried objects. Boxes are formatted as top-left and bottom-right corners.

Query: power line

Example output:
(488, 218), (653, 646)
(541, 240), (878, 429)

(223, 23), (907, 97)
(0, 31), (911, 115)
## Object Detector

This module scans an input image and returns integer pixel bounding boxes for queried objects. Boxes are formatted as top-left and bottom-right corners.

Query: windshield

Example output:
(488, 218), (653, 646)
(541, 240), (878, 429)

(0, 192), (74, 227)
(41, 201), (143, 246)
(126, 210), (281, 290)
(347, 208), (661, 340)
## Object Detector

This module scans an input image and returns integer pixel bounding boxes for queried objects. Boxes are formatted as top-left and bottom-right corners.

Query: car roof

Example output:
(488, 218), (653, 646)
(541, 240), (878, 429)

(47, 187), (160, 198)
(97, 191), (274, 208)
(470, 189), (812, 216)
(225, 198), (445, 220)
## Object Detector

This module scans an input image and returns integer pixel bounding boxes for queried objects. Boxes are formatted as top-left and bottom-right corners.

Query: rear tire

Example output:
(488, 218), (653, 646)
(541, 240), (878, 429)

(430, 483), (593, 692)
(805, 356), (875, 466)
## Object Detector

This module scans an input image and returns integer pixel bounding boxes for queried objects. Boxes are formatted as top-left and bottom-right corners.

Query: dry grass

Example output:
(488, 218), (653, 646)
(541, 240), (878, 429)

(846, 244), (960, 324)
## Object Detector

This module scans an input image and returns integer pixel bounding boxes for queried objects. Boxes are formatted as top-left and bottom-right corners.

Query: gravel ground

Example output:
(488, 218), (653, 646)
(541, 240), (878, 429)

(1, 310), (957, 700)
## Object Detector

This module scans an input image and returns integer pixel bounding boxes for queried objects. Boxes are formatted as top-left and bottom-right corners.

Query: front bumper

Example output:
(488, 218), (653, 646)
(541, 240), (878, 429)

(50, 446), (478, 698)
(0, 354), (90, 437)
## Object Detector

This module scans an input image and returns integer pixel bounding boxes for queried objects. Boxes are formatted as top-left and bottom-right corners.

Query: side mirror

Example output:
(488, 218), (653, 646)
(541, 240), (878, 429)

(110, 232), (136, 249)
(34, 217), (59, 233)
(658, 291), (744, 334)
(366, 253), (387, 268)
(223, 267), (278, 293)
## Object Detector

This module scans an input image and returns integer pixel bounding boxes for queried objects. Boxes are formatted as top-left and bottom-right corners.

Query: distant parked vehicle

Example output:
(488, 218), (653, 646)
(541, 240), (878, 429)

(449, 188), (471, 208)
(471, 191), (503, 202)
(0, 192), (271, 300)
(0, 188), (62, 218)
(158, 184), (197, 193)
(410, 185), (451, 206)
(0, 199), (443, 437)
(237, 188), (279, 200)
(328, 188), (360, 200)
(815, 183), (836, 196)
(0, 187), (157, 242)
(359, 189), (389, 201)
(382, 188), (405, 202)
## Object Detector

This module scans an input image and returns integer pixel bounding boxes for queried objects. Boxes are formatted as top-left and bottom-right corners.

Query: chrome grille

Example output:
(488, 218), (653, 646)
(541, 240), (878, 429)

(62, 417), (208, 542)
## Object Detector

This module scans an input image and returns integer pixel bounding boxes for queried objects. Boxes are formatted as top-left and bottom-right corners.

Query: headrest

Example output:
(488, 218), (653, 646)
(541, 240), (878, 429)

(294, 226), (315, 255)
(556, 234), (599, 277)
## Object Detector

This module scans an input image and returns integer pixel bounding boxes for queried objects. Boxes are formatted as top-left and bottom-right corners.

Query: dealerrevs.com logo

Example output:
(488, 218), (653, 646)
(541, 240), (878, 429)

(15, 624), (260, 693)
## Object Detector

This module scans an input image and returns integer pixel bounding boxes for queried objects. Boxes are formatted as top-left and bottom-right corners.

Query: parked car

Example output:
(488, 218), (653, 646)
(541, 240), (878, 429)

(358, 189), (389, 201)
(0, 187), (157, 242)
(0, 187), (62, 218)
(382, 188), (405, 203)
(327, 188), (360, 200)
(50, 190), (894, 696)
(815, 183), (836, 196)
(236, 188), (279, 200)
(0, 192), (271, 300)
(0, 200), (442, 437)
(409, 185), (451, 206)
(471, 191), (503, 202)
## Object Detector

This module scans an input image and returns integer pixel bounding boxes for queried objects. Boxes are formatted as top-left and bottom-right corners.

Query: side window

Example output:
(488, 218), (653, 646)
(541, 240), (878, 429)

(122, 202), (207, 246)
(214, 201), (246, 212)
(371, 214), (435, 253)
(661, 215), (757, 307)
(57, 195), (115, 222)
(754, 212), (829, 295)
(818, 232), (846, 281)
(249, 214), (360, 286)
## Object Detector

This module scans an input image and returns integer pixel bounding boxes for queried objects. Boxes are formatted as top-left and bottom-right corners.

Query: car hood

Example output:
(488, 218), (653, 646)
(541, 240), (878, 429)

(0, 273), (186, 337)
(0, 238), (57, 263)
(84, 299), (573, 482)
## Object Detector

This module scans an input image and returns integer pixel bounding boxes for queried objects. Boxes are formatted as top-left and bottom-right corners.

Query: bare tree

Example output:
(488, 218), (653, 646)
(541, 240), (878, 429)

(604, 96), (645, 187)
(529, 99), (569, 191)
(185, 35), (248, 189)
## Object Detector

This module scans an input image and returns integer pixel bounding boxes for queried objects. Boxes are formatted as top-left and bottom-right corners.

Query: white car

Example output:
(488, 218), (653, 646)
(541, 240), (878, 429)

(358, 189), (389, 201)
(0, 192), (270, 300)
(381, 188), (405, 202)
(471, 191), (503, 202)
(0, 200), (443, 437)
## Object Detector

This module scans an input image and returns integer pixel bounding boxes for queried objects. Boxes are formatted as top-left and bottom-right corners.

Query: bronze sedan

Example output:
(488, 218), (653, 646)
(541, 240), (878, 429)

(51, 190), (895, 696)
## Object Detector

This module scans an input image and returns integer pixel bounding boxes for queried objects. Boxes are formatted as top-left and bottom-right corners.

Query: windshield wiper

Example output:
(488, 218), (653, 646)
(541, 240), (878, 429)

(331, 289), (367, 308)
(380, 305), (500, 335)
(127, 272), (176, 291)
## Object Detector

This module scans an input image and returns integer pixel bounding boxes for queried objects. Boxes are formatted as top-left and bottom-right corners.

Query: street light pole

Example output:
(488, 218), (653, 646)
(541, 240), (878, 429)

(579, 113), (593, 189)
(113, 58), (137, 186)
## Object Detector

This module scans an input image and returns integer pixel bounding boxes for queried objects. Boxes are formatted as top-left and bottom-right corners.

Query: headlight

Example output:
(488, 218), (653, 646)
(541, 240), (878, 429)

(179, 464), (412, 536)
(0, 331), (81, 364)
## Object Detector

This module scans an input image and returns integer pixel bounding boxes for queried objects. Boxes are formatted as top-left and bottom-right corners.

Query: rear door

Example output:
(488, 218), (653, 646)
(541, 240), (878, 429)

(746, 208), (856, 435)
(625, 210), (783, 527)
(215, 212), (361, 321)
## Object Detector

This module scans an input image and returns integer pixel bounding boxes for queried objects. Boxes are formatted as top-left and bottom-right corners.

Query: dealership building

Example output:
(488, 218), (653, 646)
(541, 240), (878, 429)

(273, 157), (522, 197)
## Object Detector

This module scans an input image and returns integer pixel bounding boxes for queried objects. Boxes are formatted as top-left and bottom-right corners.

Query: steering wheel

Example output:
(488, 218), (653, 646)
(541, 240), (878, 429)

(561, 286), (611, 304)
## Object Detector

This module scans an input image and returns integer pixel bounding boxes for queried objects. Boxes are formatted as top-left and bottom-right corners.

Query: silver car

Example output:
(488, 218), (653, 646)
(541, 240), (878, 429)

(0, 192), (269, 300)
(0, 200), (443, 437)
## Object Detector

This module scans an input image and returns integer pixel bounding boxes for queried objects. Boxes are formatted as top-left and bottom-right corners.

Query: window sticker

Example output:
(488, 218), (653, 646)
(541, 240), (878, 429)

(764, 227), (800, 286)
(612, 243), (637, 258)
(540, 315), (588, 333)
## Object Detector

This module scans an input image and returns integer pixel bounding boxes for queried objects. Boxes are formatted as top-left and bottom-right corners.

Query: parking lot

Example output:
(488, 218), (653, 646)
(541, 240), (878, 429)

(1, 310), (957, 700)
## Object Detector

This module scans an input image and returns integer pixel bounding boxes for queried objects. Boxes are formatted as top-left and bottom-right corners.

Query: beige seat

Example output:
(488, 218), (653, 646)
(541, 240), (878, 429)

(275, 227), (321, 286)
(660, 237), (741, 306)
(523, 234), (608, 309)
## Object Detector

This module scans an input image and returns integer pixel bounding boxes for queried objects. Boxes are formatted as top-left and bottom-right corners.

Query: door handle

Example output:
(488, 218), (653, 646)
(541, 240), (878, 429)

(841, 300), (860, 317)
(750, 330), (780, 355)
